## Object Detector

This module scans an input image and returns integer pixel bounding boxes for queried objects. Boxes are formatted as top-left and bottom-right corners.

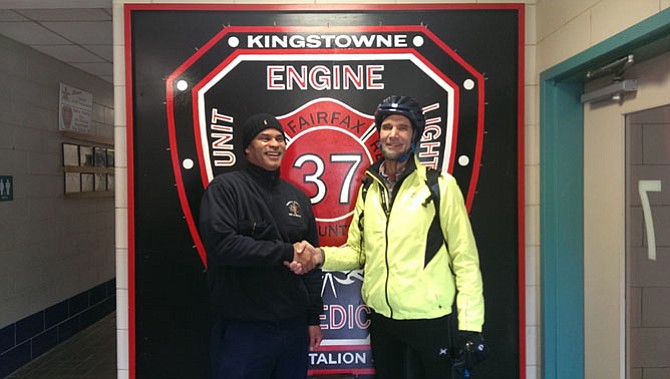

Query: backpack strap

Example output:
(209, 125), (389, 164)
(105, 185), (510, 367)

(426, 168), (441, 206)
(424, 168), (448, 267)
(356, 176), (373, 267)
(360, 176), (373, 203)
(425, 170), (461, 343)
(357, 176), (373, 234)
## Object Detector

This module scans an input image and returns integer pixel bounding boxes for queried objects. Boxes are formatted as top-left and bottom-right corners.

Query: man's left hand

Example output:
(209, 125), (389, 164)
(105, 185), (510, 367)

(308, 325), (323, 351)
(453, 331), (489, 377)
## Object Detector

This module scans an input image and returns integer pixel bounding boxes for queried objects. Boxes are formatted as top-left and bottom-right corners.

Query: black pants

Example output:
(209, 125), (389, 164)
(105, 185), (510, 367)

(369, 312), (454, 379)
(210, 317), (309, 379)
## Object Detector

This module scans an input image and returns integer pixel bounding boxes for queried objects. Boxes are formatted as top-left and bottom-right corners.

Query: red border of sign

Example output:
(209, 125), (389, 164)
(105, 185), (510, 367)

(123, 5), (136, 375)
(125, 3), (525, 378)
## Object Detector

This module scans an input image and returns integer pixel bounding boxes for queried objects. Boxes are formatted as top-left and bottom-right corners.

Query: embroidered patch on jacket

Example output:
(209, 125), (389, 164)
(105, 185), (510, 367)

(286, 200), (302, 218)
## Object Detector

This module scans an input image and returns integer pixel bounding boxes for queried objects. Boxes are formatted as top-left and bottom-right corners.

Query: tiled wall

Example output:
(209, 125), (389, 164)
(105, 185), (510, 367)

(0, 32), (115, 327)
(0, 19), (115, 379)
(0, 279), (116, 378)
(522, 3), (541, 379)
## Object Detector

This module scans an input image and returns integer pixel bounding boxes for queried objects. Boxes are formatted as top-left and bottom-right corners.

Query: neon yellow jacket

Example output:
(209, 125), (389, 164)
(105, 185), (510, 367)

(322, 156), (484, 332)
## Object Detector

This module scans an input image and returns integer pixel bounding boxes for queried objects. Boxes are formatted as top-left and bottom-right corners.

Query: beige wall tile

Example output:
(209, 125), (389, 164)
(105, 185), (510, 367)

(526, 364), (540, 379)
(113, 44), (125, 86)
(536, 0), (568, 42)
(114, 165), (127, 208)
(112, 3), (125, 46)
(591, 0), (660, 44)
(537, 10), (590, 72)
(116, 328), (129, 370)
(526, 325), (539, 365)
(116, 288), (128, 329)
(525, 204), (539, 245)
(525, 245), (539, 286)
(525, 121), (539, 166)
(525, 163), (539, 204)
(562, 0), (599, 22)
(113, 85), (126, 127)
(526, 4), (537, 45)
(115, 247), (128, 288)
(115, 207), (128, 250)
(525, 83), (537, 123)
(525, 284), (538, 324)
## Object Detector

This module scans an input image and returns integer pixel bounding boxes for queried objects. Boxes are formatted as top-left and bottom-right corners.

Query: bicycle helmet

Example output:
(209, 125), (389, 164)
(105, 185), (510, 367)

(374, 95), (426, 146)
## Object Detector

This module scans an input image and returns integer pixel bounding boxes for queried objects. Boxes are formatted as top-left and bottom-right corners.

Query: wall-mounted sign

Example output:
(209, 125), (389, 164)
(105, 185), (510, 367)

(59, 83), (92, 133)
(0, 176), (12, 201)
(127, 4), (524, 379)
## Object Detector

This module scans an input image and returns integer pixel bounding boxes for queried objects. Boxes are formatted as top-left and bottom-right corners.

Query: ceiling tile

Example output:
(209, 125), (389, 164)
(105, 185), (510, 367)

(0, 21), (70, 44)
(83, 44), (113, 61)
(0, 3), (114, 83)
(17, 8), (112, 21)
(0, 9), (27, 21)
(0, 0), (111, 9)
(32, 44), (105, 63)
(70, 61), (113, 76)
(42, 20), (112, 45)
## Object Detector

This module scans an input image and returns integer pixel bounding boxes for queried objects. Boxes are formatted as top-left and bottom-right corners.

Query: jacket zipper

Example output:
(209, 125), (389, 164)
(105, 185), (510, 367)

(380, 184), (393, 318)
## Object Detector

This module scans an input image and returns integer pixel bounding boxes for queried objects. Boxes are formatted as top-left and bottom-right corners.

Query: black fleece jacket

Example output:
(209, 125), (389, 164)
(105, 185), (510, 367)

(199, 163), (323, 325)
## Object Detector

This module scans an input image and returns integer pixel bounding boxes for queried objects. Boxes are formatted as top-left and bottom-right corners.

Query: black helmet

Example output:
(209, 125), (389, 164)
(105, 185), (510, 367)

(374, 95), (426, 145)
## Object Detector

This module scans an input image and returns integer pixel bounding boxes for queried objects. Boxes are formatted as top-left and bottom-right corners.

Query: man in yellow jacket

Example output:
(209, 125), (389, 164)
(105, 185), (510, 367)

(291, 95), (487, 379)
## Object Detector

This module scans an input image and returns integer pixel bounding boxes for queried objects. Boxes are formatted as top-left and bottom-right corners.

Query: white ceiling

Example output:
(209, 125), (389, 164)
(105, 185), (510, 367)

(0, 0), (113, 83)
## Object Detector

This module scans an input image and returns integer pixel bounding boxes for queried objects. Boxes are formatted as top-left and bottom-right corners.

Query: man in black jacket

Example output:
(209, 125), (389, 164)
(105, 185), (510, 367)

(199, 113), (323, 379)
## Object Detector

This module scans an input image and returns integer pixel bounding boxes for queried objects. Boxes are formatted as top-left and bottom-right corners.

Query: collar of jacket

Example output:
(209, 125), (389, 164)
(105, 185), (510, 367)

(368, 154), (419, 184)
(245, 162), (281, 187)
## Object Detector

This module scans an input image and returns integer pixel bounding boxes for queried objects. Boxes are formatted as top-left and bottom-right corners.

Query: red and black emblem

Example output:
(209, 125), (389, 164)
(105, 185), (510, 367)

(165, 25), (484, 268)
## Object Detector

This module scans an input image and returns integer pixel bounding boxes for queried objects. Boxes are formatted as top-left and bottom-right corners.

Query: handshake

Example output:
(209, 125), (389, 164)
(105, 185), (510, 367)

(284, 241), (324, 275)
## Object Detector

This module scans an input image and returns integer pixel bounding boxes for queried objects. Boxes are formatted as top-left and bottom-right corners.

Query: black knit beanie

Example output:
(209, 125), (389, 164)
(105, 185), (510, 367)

(242, 113), (285, 148)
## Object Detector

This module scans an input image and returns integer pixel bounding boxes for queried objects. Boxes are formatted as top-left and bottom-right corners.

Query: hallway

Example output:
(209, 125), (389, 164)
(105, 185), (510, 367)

(4, 312), (116, 379)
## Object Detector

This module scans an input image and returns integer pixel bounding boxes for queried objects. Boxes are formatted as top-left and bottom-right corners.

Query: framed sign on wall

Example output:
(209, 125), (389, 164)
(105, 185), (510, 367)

(125, 4), (524, 378)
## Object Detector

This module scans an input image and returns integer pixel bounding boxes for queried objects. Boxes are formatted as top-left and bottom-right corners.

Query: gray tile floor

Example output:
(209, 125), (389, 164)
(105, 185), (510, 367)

(5, 312), (116, 379)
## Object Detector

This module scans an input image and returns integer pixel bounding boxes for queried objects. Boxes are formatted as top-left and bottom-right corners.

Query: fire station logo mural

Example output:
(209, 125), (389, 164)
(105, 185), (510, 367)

(129, 5), (522, 379)
(166, 25), (484, 256)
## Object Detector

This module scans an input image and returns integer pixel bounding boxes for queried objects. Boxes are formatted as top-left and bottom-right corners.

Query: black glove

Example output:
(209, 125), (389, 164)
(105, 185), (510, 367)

(452, 331), (489, 378)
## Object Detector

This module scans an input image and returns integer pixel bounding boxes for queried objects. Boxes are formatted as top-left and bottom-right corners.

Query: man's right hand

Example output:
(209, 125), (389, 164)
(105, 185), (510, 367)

(284, 241), (324, 274)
